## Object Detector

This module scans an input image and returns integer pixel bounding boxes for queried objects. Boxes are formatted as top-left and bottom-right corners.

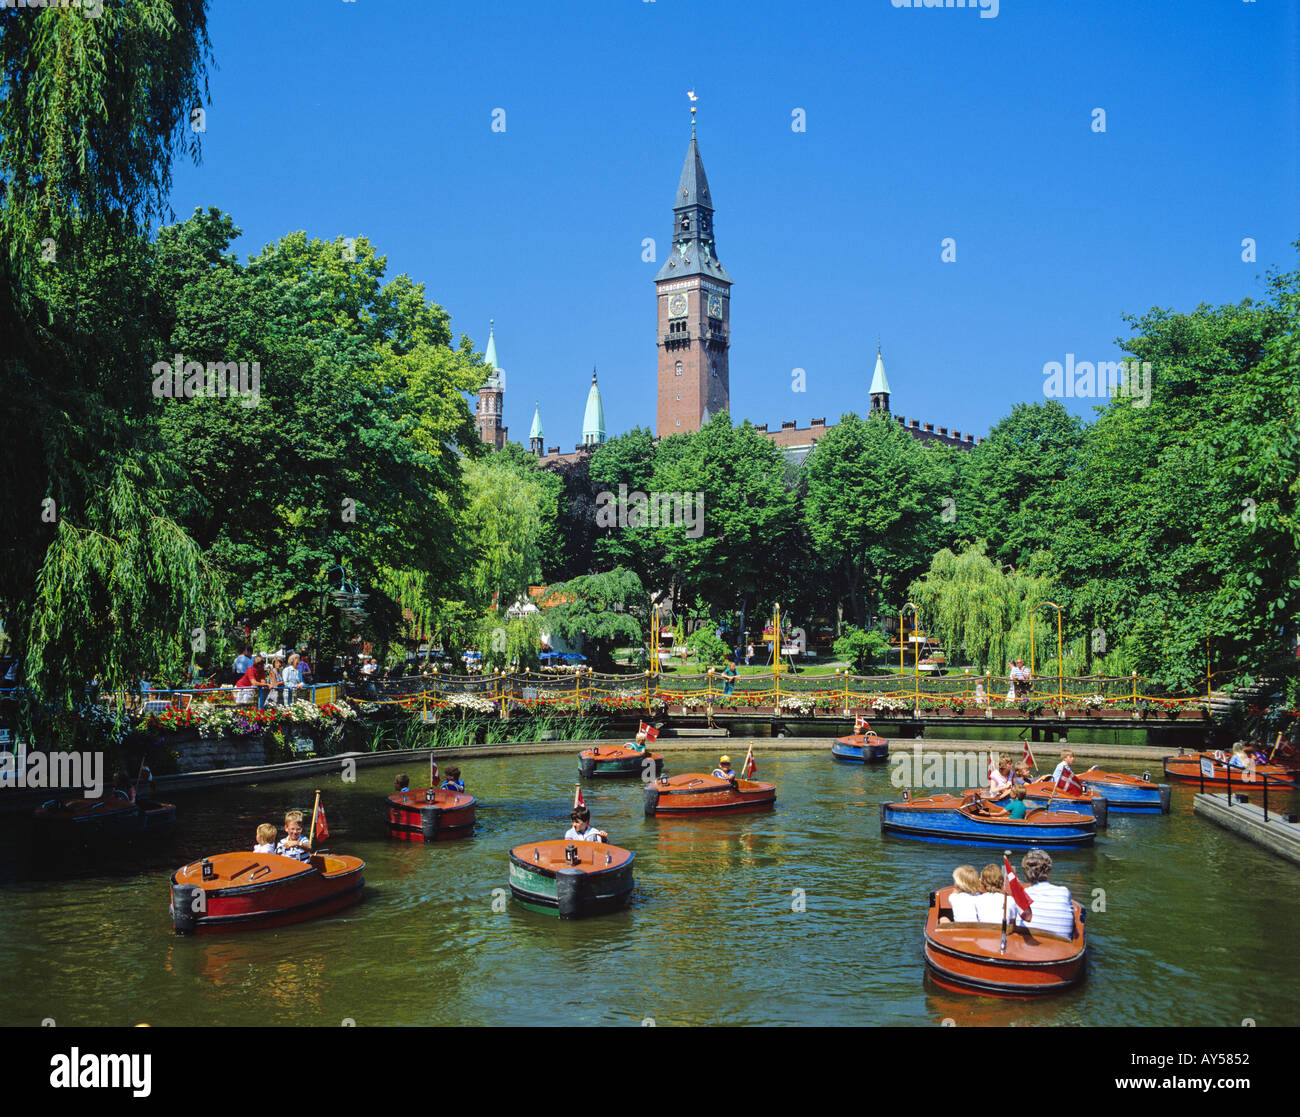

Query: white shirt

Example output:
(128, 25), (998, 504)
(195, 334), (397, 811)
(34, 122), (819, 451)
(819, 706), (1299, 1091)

(949, 891), (980, 922)
(973, 891), (1021, 924)
(563, 826), (604, 843)
(1016, 881), (1074, 937)
(282, 665), (301, 688)
(253, 842), (276, 854)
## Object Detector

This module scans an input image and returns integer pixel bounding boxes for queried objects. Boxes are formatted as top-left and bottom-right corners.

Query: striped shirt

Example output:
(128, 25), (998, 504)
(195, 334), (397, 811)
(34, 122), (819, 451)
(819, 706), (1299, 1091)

(1017, 881), (1074, 937)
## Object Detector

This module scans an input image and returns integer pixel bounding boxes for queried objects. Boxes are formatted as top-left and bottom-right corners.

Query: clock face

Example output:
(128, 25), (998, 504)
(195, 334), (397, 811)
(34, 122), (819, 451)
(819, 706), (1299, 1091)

(707, 294), (723, 318)
(668, 294), (688, 318)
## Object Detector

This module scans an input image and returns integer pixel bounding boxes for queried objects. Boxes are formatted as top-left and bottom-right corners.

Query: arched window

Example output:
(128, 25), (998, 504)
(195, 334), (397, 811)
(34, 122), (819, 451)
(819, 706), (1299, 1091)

(675, 360), (683, 377)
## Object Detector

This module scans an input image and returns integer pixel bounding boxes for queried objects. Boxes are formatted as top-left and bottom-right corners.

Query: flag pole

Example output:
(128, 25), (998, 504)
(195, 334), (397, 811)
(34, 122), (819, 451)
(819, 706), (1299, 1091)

(1000, 849), (1011, 955)
(307, 788), (322, 851)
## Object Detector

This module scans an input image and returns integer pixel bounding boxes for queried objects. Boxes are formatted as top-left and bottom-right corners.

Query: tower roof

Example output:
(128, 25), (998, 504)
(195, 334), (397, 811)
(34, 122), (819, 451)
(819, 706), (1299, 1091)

(582, 368), (605, 444)
(675, 135), (713, 212)
(529, 402), (544, 441)
(481, 320), (503, 391)
(869, 346), (891, 397)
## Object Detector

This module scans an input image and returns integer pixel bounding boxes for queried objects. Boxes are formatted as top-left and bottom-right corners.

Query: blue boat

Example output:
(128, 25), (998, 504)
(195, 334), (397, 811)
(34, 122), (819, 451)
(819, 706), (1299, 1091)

(1018, 780), (1109, 828)
(831, 732), (889, 764)
(879, 794), (1096, 848)
(1076, 768), (1171, 814)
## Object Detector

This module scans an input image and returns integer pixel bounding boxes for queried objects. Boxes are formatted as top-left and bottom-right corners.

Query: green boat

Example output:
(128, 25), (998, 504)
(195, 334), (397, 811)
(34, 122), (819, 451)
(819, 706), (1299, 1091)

(507, 839), (635, 918)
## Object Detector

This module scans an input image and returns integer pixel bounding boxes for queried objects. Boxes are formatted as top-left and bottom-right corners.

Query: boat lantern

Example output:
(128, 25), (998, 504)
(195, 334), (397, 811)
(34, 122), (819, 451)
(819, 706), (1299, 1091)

(533, 848), (540, 862)
(902, 789), (911, 801)
(564, 844), (579, 865)
(201, 858), (214, 881)
(1142, 771), (1151, 782)
(425, 788), (436, 803)
(605, 851), (612, 866)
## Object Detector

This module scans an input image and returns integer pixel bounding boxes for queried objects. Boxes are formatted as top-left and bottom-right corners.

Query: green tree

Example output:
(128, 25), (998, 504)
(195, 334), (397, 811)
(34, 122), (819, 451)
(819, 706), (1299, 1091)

(833, 626), (892, 674)
(543, 567), (646, 672)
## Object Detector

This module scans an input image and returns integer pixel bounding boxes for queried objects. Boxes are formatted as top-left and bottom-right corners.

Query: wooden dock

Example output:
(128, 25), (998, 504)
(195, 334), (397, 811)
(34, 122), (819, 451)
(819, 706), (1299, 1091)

(1193, 793), (1300, 868)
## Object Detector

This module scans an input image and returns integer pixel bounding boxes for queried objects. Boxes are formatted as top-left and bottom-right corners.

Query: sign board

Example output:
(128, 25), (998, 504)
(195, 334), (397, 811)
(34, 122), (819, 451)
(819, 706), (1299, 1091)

(1199, 757), (1215, 779)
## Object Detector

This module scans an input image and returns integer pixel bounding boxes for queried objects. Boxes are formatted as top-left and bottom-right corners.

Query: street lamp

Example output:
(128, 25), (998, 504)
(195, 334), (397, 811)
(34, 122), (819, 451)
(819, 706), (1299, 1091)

(1029, 601), (1066, 705)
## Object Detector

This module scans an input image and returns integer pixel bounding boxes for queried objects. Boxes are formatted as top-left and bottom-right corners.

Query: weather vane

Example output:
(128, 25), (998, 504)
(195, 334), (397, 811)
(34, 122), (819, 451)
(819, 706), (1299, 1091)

(688, 89), (698, 134)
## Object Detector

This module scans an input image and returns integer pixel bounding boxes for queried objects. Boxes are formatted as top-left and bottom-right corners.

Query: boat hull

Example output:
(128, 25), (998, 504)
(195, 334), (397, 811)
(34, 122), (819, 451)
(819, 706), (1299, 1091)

(386, 789), (477, 841)
(578, 747), (664, 779)
(1163, 754), (1296, 791)
(831, 734), (890, 764)
(507, 840), (634, 918)
(34, 795), (176, 847)
(880, 797), (1096, 848)
(923, 887), (1086, 997)
(1019, 781), (1108, 828)
(1077, 771), (1171, 813)
(170, 851), (365, 935)
(643, 774), (776, 817)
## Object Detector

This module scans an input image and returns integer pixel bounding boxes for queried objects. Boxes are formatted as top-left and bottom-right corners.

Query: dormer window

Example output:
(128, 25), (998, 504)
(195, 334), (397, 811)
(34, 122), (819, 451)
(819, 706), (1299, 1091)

(680, 214), (690, 232)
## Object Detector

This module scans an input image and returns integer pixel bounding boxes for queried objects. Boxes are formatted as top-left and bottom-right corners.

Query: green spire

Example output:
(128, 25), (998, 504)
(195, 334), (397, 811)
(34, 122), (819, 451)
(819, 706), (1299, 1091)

(483, 318), (501, 374)
(582, 368), (605, 445)
(529, 402), (544, 441)
(869, 344), (891, 397)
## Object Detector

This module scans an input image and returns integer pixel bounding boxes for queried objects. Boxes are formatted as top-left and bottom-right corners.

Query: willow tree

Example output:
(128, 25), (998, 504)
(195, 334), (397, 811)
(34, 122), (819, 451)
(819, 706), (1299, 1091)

(0, 2), (220, 735)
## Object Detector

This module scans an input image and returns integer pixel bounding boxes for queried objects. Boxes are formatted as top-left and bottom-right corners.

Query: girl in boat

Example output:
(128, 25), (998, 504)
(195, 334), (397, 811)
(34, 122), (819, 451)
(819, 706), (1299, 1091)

(254, 823), (277, 853)
(975, 863), (1023, 924)
(939, 865), (981, 923)
(564, 807), (608, 843)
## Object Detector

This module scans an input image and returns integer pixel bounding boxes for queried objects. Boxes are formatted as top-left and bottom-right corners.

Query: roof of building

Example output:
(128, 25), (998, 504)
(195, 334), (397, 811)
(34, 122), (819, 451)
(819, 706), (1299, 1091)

(869, 346), (891, 396)
(529, 402), (543, 440)
(654, 133), (733, 284)
(582, 369), (605, 443)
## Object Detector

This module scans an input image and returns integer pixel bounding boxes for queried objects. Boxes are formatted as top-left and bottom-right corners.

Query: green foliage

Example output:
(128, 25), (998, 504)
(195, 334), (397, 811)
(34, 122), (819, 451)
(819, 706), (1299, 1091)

(833, 626), (891, 673)
(544, 567), (646, 671)
(686, 625), (731, 667)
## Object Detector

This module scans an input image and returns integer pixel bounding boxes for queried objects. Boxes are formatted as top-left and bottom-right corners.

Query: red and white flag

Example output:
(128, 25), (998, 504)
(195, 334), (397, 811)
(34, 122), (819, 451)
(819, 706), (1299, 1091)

(741, 742), (757, 779)
(639, 721), (660, 742)
(987, 752), (997, 782)
(854, 714), (870, 734)
(1022, 740), (1035, 769)
(573, 784), (585, 809)
(429, 755), (439, 786)
(1003, 855), (1032, 917)
(1056, 765), (1084, 796)
(312, 801), (330, 843)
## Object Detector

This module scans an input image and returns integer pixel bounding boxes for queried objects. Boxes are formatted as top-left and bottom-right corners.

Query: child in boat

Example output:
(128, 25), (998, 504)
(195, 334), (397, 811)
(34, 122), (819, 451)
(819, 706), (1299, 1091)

(628, 730), (648, 753)
(439, 766), (465, 792)
(1050, 749), (1076, 784)
(1006, 785), (1029, 819)
(254, 823), (278, 854)
(394, 773), (410, 793)
(276, 810), (312, 861)
(939, 865), (981, 923)
(712, 755), (737, 782)
(564, 806), (608, 843)
(974, 863), (1023, 924)
(1012, 761), (1033, 786)
(987, 754), (1014, 799)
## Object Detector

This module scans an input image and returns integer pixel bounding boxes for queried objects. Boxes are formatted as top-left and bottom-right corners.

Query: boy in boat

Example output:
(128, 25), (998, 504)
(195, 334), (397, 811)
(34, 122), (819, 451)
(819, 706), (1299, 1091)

(1015, 848), (1074, 937)
(627, 730), (648, 753)
(564, 806), (608, 843)
(1005, 785), (1029, 819)
(394, 773), (410, 793)
(1050, 749), (1076, 784)
(276, 810), (312, 861)
(254, 823), (278, 854)
(712, 755), (738, 783)
(439, 766), (465, 792)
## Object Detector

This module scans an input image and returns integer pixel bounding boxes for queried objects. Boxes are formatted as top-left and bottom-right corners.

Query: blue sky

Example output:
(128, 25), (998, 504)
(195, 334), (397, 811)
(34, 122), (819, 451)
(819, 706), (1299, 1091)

(168, 0), (1297, 448)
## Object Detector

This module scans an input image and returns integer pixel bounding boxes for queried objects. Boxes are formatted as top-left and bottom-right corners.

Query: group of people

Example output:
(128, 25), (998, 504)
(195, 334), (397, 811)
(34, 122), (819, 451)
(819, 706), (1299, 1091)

(940, 848), (1076, 937)
(253, 811), (313, 861)
(393, 767), (465, 794)
(232, 646), (314, 710)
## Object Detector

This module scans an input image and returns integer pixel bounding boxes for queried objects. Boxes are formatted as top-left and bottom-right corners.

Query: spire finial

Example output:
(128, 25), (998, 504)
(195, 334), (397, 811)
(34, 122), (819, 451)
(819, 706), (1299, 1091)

(592, 365), (598, 383)
(688, 89), (698, 136)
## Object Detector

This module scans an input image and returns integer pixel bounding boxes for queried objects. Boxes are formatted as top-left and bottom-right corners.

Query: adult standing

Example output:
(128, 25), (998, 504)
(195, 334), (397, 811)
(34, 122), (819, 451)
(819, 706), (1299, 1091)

(232, 646), (253, 684)
(745, 641), (754, 667)
(297, 649), (313, 697)
(236, 655), (269, 710)
(1009, 658), (1032, 701)
(283, 654), (303, 702)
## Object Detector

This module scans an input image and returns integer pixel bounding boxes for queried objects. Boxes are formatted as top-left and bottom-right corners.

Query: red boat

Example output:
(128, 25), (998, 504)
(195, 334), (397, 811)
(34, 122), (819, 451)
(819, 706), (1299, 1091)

(34, 791), (175, 846)
(386, 787), (477, 841)
(170, 851), (365, 934)
(1162, 751), (1296, 790)
(924, 885), (1087, 997)
(642, 773), (775, 817)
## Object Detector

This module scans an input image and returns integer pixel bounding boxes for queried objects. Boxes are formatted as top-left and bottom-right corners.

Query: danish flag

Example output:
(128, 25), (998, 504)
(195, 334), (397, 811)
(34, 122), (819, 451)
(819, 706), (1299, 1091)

(639, 721), (660, 742)
(573, 783), (585, 809)
(1022, 740), (1035, 769)
(854, 715), (870, 735)
(1056, 765), (1085, 796)
(741, 743), (757, 779)
(1003, 855), (1032, 916)
(312, 801), (329, 843)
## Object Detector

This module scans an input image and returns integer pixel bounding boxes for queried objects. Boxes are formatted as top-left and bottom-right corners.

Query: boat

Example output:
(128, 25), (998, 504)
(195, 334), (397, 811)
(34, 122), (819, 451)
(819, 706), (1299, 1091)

(831, 732), (890, 764)
(385, 787), (477, 841)
(879, 794), (1096, 848)
(1076, 767), (1171, 813)
(923, 885), (1087, 997)
(170, 850), (365, 934)
(34, 791), (176, 846)
(578, 745), (664, 779)
(507, 839), (634, 918)
(1018, 780), (1109, 828)
(1162, 751), (1296, 790)
(642, 773), (776, 817)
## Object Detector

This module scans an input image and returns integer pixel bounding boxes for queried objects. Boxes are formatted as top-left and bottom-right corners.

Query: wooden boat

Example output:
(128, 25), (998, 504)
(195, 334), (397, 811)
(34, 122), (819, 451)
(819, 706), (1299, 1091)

(507, 839), (634, 918)
(879, 794), (1096, 848)
(924, 885), (1087, 997)
(578, 745), (664, 779)
(642, 773), (776, 817)
(34, 791), (175, 845)
(170, 850), (365, 934)
(1162, 751), (1296, 790)
(1076, 767), (1171, 813)
(1017, 780), (1108, 828)
(831, 732), (889, 764)
(385, 787), (477, 841)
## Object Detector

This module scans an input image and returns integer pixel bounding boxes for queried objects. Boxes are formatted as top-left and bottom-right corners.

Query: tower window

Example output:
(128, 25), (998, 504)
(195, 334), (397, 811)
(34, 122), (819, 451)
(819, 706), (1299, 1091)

(675, 360), (683, 376)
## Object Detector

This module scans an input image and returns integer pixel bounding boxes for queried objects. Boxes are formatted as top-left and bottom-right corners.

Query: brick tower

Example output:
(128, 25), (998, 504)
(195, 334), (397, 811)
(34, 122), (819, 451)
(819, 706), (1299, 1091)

(475, 319), (506, 450)
(655, 106), (732, 436)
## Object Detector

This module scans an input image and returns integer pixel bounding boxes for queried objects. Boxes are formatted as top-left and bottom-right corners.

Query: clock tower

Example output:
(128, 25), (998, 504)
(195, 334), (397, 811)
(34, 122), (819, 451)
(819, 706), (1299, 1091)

(655, 108), (732, 436)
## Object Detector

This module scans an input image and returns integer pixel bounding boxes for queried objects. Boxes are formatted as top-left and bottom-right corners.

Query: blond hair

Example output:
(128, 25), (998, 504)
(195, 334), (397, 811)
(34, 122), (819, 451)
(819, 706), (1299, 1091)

(979, 863), (1004, 892)
(952, 865), (980, 894)
(256, 823), (277, 844)
(284, 809), (304, 825)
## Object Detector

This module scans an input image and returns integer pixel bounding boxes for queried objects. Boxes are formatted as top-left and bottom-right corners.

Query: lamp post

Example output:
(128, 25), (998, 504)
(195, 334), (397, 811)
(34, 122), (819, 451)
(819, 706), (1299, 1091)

(1029, 601), (1066, 705)
(900, 602), (921, 706)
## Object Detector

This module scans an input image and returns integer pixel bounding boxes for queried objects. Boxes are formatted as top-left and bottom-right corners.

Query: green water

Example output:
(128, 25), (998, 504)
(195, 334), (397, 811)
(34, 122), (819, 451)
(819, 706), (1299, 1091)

(0, 748), (1295, 1026)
